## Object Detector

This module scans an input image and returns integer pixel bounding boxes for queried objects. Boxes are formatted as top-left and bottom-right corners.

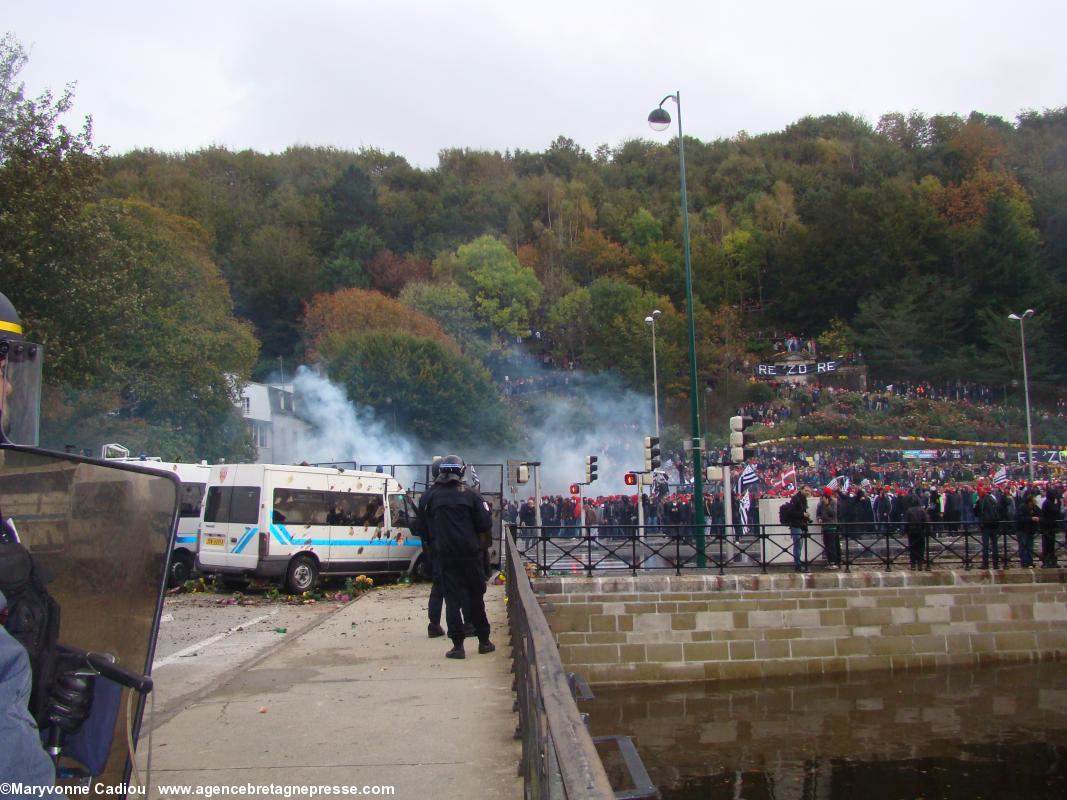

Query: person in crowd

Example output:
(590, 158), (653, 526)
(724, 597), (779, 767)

(816, 487), (841, 570)
(903, 494), (929, 570)
(975, 486), (1003, 570)
(780, 487), (812, 573)
(1015, 491), (1041, 568)
(1040, 487), (1062, 568)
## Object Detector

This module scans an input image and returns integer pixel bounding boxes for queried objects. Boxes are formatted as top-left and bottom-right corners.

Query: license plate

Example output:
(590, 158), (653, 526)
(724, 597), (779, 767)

(205, 536), (225, 547)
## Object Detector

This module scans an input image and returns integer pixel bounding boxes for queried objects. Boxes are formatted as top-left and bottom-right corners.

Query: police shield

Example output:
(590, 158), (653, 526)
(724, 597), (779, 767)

(0, 445), (178, 786)
(0, 337), (43, 446)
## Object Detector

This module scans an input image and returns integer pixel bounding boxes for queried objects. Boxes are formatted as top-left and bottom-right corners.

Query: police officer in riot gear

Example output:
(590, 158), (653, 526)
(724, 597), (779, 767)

(419, 454), (494, 659)
(417, 458), (474, 639)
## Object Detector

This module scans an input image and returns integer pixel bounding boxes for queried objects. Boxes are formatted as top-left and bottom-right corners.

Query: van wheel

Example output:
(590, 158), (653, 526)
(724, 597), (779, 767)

(168, 551), (194, 588)
(286, 555), (319, 594)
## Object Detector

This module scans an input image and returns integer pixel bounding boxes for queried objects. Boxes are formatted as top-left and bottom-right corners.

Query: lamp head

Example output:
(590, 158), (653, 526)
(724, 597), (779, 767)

(648, 107), (672, 132)
(644, 316), (654, 325)
(1008, 309), (1035, 321)
(652, 309), (662, 320)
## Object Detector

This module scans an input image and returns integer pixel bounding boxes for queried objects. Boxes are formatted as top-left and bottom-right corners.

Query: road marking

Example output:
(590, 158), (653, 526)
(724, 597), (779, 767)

(160, 613), (174, 624)
(154, 612), (277, 668)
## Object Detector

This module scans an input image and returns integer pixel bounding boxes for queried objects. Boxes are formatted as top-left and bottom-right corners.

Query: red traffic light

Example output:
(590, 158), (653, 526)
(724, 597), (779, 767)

(624, 473), (637, 486)
(569, 483), (580, 494)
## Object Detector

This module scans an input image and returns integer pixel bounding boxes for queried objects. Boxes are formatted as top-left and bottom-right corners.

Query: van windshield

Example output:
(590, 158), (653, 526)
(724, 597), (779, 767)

(204, 486), (260, 524)
(180, 483), (206, 518)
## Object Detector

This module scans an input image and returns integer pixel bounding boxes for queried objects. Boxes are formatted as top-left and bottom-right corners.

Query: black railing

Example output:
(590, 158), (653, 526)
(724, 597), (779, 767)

(505, 532), (616, 799)
(509, 521), (1067, 576)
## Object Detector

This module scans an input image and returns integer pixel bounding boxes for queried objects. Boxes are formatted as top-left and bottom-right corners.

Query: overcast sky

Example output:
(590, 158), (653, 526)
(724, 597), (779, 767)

(8, 1), (1066, 168)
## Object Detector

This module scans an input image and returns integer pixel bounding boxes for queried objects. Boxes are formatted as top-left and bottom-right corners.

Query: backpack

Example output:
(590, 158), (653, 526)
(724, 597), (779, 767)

(778, 502), (790, 525)
(978, 494), (1001, 524)
(0, 540), (61, 726)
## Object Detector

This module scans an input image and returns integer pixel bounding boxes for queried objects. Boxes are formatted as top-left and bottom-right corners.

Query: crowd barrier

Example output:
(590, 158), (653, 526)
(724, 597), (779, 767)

(509, 521), (1067, 576)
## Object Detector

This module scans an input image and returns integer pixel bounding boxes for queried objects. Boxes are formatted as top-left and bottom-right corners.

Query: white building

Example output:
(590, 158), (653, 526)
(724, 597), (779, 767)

(238, 381), (311, 464)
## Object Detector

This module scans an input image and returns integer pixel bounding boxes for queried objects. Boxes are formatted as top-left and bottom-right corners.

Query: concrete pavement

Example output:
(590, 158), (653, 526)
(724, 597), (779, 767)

(137, 583), (522, 799)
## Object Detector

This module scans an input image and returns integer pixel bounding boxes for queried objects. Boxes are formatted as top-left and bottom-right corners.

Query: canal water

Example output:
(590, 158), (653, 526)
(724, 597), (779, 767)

(585, 662), (1067, 800)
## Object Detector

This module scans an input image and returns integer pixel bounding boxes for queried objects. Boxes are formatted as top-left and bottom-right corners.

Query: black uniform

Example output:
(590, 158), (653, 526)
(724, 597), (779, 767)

(415, 483), (472, 634)
(421, 477), (493, 645)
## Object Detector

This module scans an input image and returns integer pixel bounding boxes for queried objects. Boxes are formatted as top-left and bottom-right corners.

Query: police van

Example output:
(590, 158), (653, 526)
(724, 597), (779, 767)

(101, 444), (209, 587)
(195, 463), (421, 593)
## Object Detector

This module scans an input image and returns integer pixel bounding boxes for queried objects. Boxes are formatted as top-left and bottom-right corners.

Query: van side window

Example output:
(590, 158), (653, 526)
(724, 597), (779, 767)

(388, 493), (416, 530)
(180, 483), (206, 518)
(204, 486), (260, 524)
(273, 489), (381, 527)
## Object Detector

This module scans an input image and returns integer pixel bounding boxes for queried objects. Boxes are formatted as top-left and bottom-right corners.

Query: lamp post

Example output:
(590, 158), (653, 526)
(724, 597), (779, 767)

(645, 309), (662, 439)
(649, 91), (706, 566)
(1008, 309), (1036, 482)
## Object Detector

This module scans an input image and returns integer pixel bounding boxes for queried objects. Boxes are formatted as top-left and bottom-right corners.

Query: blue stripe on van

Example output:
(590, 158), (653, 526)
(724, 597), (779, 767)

(234, 527), (259, 553)
(175, 535), (197, 544)
(268, 524), (399, 548)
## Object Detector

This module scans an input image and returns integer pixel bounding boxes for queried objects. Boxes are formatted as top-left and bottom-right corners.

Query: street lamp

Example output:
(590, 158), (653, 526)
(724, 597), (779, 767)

(1008, 309), (1036, 481)
(648, 91), (706, 566)
(644, 309), (662, 439)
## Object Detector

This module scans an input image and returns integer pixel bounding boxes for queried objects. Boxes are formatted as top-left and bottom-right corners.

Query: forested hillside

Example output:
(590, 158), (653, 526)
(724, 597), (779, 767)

(3, 35), (1065, 459)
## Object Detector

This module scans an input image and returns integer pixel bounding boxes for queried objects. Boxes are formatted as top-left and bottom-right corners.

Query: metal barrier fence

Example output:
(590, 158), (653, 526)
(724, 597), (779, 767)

(505, 533), (655, 800)
(510, 521), (1067, 576)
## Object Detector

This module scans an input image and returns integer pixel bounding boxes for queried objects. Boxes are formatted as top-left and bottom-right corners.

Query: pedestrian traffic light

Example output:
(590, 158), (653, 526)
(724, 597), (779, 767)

(624, 472), (638, 486)
(643, 436), (661, 471)
(569, 483), (580, 495)
(585, 455), (598, 483)
(729, 416), (756, 462)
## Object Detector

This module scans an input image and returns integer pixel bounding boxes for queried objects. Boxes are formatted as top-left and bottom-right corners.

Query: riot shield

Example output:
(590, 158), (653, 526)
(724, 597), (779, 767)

(0, 338), (43, 446)
(0, 445), (178, 787)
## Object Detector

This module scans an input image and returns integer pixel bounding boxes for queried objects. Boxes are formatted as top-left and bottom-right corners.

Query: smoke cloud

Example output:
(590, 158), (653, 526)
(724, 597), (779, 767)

(292, 366), (421, 467)
(289, 364), (661, 497)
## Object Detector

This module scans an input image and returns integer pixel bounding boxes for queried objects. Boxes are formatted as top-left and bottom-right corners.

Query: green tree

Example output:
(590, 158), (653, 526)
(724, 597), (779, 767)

(327, 330), (512, 447)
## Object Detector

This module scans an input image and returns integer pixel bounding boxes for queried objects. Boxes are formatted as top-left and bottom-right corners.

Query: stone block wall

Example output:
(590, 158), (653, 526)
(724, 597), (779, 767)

(534, 570), (1067, 685)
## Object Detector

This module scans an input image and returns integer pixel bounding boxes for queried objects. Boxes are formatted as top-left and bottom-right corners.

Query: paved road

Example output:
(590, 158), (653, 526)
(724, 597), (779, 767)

(136, 584), (521, 799)
(148, 593), (343, 729)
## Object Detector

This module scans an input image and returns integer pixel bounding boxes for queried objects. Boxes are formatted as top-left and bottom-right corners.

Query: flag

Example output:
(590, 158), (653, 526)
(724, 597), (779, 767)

(736, 463), (759, 493)
(776, 467), (797, 491)
(738, 491), (751, 537)
(469, 464), (481, 489)
(992, 466), (1008, 486)
(827, 475), (850, 493)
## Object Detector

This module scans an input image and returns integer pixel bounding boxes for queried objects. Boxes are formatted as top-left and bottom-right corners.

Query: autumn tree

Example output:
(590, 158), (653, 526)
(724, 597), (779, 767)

(302, 288), (459, 361)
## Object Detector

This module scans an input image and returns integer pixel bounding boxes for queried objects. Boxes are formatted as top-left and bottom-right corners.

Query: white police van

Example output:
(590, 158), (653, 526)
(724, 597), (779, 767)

(195, 463), (420, 593)
(101, 444), (209, 587)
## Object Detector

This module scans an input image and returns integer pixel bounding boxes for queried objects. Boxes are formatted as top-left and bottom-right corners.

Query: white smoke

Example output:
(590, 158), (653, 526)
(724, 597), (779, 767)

(288, 364), (660, 497)
(495, 371), (658, 497)
(292, 366), (421, 467)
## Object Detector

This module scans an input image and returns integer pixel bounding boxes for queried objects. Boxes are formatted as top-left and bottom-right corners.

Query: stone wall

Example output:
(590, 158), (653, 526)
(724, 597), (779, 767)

(534, 570), (1067, 685)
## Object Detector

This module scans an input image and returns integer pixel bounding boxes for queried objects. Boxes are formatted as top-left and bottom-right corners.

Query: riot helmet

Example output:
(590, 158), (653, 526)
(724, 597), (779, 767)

(0, 291), (43, 446)
(435, 453), (465, 483)
(430, 455), (443, 480)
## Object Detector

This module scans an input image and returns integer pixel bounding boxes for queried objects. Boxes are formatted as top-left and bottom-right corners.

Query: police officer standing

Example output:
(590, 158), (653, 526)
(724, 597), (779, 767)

(416, 458), (473, 639)
(419, 454), (494, 659)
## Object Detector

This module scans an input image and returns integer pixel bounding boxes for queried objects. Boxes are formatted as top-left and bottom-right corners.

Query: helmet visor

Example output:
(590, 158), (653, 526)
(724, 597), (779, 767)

(0, 338), (43, 446)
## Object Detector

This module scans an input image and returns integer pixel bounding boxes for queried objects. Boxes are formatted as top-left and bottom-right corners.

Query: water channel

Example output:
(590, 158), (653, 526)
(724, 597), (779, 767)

(585, 662), (1067, 800)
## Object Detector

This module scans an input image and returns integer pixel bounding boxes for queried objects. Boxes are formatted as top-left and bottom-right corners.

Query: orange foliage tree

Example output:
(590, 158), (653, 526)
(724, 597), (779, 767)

(302, 288), (460, 361)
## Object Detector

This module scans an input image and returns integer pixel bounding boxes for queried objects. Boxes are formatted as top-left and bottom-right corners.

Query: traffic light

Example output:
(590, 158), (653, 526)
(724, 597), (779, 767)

(516, 463), (530, 484)
(624, 472), (637, 486)
(643, 436), (661, 471)
(729, 416), (756, 462)
(585, 455), (599, 483)
(569, 483), (580, 495)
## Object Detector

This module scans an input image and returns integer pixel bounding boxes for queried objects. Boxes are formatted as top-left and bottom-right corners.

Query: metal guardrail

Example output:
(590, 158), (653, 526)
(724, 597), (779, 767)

(506, 532), (656, 799)
(509, 520), (1067, 575)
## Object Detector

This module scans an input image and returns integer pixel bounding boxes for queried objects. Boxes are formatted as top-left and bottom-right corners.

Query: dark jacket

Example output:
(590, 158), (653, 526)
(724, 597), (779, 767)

(903, 503), (929, 533)
(421, 480), (493, 560)
(1015, 499), (1041, 537)
(780, 495), (810, 531)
